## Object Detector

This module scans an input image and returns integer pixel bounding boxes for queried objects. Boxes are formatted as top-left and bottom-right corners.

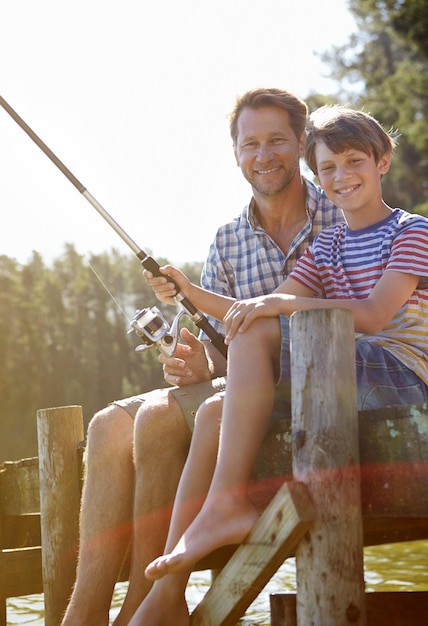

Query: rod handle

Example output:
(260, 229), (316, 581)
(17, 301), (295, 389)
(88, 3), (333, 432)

(141, 255), (228, 358)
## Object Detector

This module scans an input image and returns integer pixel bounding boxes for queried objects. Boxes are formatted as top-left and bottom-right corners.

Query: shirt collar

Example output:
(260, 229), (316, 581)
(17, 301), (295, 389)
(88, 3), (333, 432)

(243, 177), (322, 229)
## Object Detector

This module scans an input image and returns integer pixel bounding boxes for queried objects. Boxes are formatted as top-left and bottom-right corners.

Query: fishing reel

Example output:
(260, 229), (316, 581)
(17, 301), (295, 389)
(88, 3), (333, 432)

(129, 305), (187, 357)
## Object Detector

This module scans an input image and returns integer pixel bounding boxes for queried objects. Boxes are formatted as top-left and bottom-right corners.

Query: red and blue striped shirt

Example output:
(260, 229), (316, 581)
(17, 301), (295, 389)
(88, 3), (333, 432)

(290, 209), (428, 384)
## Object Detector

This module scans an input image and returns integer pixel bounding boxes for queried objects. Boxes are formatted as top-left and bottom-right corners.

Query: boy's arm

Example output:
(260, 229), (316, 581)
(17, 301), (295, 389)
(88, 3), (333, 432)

(144, 265), (235, 322)
(223, 271), (419, 340)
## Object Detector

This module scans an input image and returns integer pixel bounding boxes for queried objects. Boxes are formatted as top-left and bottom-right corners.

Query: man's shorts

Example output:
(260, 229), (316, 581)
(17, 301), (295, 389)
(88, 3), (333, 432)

(114, 376), (292, 432)
(113, 378), (227, 431)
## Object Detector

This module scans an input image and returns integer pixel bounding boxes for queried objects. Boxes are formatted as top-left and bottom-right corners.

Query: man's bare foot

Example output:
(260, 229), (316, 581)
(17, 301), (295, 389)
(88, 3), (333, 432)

(128, 577), (189, 626)
(145, 493), (259, 580)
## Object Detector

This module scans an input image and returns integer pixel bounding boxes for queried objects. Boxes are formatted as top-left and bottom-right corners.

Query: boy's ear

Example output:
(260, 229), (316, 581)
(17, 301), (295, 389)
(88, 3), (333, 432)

(378, 152), (392, 176)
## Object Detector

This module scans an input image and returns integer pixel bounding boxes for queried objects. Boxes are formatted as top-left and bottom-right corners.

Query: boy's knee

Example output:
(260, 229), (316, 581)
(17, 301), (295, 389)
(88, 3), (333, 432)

(194, 392), (224, 432)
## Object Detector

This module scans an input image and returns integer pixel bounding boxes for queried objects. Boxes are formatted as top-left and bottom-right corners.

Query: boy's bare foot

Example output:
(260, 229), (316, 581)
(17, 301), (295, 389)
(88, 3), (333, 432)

(145, 493), (259, 580)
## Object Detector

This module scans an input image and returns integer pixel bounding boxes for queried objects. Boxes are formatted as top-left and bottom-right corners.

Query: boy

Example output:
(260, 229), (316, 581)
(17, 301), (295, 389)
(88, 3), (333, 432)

(129, 106), (428, 626)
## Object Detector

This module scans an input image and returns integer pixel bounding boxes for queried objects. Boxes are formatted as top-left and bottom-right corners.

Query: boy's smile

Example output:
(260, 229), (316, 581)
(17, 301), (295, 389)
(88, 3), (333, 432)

(315, 142), (391, 229)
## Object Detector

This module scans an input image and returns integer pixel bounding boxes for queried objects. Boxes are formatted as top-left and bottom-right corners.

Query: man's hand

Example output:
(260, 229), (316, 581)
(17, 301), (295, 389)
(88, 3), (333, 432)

(159, 327), (212, 386)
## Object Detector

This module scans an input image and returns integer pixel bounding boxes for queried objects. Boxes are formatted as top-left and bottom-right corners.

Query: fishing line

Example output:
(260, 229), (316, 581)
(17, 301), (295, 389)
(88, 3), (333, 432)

(86, 259), (132, 323)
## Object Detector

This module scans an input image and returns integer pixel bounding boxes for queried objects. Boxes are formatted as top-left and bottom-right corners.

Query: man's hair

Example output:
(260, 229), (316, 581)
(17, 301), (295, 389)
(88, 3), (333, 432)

(305, 105), (399, 175)
(229, 88), (308, 144)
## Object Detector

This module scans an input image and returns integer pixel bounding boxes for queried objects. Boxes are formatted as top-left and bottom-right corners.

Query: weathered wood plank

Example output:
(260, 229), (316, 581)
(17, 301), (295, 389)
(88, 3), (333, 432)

(0, 512), (41, 549)
(0, 457), (40, 516)
(270, 591), (428, 626)
(190, 481), (314, 626)
(0, 547), (43, 596)
(250, 404), (428, 544)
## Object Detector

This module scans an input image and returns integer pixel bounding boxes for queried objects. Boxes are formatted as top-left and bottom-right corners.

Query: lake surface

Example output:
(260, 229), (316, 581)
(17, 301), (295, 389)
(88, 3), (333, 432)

(6, 540), (428, 624)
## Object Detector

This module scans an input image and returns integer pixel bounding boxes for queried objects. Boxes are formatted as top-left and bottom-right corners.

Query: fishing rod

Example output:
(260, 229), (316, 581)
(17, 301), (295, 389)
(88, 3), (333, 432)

(0, 95), (227, 358)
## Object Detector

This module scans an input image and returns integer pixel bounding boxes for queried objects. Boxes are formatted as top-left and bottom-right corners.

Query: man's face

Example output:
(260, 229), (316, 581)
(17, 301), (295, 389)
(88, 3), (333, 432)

(234, 106), (303, 196)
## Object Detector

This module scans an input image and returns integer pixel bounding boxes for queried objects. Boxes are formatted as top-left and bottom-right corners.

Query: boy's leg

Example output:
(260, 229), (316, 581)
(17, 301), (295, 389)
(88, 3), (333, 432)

(145, 316), (282, 578)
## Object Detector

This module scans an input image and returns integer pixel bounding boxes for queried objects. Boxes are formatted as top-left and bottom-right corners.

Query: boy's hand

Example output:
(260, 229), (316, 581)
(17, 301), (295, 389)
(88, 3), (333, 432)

(224, 294), (284, 342)
(143, 265), (190, 306)
(159, 327), (212, 386)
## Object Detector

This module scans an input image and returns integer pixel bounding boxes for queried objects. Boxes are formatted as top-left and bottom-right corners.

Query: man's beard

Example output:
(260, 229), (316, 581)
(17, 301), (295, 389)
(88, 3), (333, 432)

(246, 163), (299, 196)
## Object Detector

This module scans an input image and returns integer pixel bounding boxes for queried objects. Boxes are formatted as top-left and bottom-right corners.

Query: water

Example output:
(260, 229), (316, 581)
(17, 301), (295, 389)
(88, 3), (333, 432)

(6, 540), (428, 624)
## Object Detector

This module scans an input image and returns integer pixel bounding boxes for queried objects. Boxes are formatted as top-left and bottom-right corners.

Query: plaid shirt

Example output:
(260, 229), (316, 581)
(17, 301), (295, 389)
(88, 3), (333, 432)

(200, 178), (344, 335)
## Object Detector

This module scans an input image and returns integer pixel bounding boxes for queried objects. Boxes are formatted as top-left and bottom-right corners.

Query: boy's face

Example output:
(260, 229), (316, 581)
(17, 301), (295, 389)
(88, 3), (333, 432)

(314, 140), (391, 227)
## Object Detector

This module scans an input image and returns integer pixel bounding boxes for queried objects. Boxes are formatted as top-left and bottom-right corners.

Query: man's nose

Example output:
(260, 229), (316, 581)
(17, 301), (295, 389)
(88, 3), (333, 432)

(255, 144), (273, 162)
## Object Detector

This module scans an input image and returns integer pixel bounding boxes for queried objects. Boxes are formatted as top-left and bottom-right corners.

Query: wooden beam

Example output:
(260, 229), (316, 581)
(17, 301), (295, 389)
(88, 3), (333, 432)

(0, 547), (43, 596)
(190, 480), (313, 626)
(270, 591), (428, 626)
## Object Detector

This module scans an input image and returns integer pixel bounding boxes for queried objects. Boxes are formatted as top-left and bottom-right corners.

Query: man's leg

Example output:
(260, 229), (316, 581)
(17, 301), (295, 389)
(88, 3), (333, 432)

(128, 394), (223, 626)
(114, 380), (226, 625)
(61, 403), (135, 626)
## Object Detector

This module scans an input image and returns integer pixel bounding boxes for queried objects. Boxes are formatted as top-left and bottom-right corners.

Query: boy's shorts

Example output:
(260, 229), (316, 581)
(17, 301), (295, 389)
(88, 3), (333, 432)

(279, 315), (428, 410)
(113, 377), (227, 431)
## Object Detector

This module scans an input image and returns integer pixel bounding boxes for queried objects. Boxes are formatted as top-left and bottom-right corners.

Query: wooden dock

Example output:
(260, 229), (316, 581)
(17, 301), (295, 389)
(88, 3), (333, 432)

(1, 309), (428, 625)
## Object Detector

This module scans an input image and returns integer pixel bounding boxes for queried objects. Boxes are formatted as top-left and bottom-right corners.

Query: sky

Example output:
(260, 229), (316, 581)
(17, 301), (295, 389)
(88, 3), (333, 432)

(0, 0), (357, 267)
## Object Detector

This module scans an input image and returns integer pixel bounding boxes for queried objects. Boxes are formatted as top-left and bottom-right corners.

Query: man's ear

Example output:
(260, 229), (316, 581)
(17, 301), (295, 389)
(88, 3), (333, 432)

(298, 133), (305, 158)
(233, 144), (240, 166)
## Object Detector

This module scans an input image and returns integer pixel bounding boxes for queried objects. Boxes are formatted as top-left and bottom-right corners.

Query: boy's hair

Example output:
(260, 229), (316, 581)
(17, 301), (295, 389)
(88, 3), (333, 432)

(229, 88), (308, 144)
(305, 105), (399, 175)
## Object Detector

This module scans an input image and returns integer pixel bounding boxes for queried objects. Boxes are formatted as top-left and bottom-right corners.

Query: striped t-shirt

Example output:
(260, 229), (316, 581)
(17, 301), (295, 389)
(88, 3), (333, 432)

(289, 208), (428, 385)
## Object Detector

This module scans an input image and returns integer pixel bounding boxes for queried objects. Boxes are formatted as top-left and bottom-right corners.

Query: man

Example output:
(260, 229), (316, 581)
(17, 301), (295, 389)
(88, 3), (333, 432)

(61, 88), (343, 625)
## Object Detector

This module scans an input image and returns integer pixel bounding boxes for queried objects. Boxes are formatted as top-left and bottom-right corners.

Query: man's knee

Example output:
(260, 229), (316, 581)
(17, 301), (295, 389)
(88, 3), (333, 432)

(86, 403), (134, 458)
(134, 388), (191, 462)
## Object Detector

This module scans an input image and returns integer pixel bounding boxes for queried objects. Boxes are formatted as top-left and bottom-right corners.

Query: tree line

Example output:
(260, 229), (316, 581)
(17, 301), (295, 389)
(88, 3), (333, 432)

(0, 246), (202, 462)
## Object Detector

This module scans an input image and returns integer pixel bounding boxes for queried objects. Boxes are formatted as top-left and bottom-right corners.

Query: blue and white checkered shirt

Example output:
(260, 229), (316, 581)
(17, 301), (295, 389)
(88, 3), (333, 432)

(200, 178), (344, 335)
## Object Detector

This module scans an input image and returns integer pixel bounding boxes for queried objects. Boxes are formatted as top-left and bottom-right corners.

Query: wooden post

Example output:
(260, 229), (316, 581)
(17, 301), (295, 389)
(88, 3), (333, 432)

(37, 405), (84, 626)
(290, 309), (366, 625)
